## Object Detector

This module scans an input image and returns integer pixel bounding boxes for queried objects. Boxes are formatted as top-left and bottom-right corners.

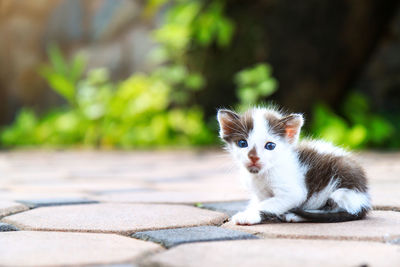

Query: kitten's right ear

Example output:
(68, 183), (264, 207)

(279, 113), (304, 144)
(217, 109), (240, 140)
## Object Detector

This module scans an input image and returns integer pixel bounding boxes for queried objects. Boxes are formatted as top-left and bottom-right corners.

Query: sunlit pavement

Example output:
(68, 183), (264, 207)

(0, 150), (399, 266)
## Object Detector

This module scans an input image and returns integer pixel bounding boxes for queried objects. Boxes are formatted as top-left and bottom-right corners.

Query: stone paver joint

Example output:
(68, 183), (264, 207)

(200, 201), (248, 217)
(0, 222), (19, 231)
(16, 197), (99, 208)
(132, 226), (259, 248)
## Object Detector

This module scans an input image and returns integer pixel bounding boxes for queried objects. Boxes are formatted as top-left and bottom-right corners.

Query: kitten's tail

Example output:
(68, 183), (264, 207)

(290, 208), (368, 223)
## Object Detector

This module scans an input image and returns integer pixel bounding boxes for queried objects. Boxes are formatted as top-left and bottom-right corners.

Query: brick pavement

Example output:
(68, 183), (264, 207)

(0, 150), (399, 266)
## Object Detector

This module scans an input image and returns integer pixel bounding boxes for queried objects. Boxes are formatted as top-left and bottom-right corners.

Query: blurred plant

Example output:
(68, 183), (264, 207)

(0, 47), (214, 148)
(151, 0), (234, 60)
(310, 92), (395, 149)
(148, 0), (234, 105)
(39, 44), (86, 106)
(1, 1), (237, 148)
(1, 1), (284, 149)
(234, 63), (278, 111)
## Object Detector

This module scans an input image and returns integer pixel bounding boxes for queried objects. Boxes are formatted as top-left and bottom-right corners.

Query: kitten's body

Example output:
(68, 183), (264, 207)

(217, 107), (370, 224)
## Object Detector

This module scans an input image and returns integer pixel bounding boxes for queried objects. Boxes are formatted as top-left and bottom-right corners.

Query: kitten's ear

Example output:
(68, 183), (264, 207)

(217, 109), (240, 140)
(280, 113), (304, 144)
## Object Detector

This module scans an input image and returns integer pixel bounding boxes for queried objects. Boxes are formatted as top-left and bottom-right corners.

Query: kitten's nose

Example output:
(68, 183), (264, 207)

(249, 155), (260, 163)
(248, 147), (259, 163)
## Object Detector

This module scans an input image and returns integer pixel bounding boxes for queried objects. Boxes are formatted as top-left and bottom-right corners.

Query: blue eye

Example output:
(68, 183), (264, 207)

(237, 140), (248, 148)
(265, 142), (276, 150)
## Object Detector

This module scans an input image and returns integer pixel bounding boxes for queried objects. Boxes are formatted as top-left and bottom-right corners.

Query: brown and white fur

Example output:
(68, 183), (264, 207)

(217, 107), (370, 224)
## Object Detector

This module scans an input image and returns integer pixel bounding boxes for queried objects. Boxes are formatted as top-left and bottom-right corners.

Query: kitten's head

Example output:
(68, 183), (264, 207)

(217, 107), (303, 174)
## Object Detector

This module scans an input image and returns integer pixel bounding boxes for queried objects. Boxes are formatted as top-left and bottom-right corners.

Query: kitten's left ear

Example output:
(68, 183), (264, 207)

(217, 109), (241, 141)
(280, 113), (304, 144)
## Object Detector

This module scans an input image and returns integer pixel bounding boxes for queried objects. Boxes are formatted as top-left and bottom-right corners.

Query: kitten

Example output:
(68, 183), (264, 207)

(217, 107), (370, 224)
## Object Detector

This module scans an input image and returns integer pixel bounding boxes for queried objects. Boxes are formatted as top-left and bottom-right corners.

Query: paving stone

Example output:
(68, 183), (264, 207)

(0, 231), (162, 266)
(0, 170), (68, 182)
(16, 197), (99, 208)
(200, 201), (248, 216)
(140, 238), (400, 267)
(93, 187), (155, 195)
(360, 153), (400, 182)
(93, 191), (247, 204)
(1, 151), (399, 266)
(132, 226), (258, 248)
(388, 238), (400, 245)
(5, 181), (149, 194)
(370, 182), (400, 211)
(152, 176), (247, 194)
(2, 203), (228, 234)
(94, 265), (136, 267)
(0, 222), (19, 231)
(223, 210), (400, 241)
(0, 200), (28, 217)
(93, 264), (136, 267)
(0, 192), (90, 202)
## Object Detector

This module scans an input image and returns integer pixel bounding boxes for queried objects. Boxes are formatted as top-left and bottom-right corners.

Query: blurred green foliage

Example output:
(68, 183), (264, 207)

(235, 63), (278, 111)
(311, 92), (395, 149)
(39, 44), (85, 106)
(0, 47), (214, 148)
(149, 0), (234, 105)
(0, 0), (236, 148)
(151, 0), (233, 56)
(1, 0), (398, 150)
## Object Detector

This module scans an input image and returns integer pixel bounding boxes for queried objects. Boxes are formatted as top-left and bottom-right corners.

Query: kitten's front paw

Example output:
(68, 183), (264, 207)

(231, 210), (262, 225)
(282, 212), (306, 223)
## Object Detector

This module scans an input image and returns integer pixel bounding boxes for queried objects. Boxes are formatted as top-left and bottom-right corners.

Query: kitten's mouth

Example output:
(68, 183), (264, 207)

(247, 164), (261, 174)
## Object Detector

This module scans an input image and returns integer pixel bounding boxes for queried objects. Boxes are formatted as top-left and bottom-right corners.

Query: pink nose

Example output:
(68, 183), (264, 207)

(249, 155), (260, 163)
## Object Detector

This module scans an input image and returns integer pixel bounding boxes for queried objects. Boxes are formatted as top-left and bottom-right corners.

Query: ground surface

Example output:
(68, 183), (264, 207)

(0, 150), (399, 266)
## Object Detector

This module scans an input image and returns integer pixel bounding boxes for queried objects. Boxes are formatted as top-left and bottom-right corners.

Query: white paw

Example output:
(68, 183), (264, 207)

(232, 210), (262, 225)
(282, 212), (306, 223)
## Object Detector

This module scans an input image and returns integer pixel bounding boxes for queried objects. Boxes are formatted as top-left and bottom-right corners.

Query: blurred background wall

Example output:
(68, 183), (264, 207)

(0, 0), (157, 125)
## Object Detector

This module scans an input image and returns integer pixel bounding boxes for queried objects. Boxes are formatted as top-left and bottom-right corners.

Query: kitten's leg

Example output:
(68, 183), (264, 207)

(281, 212), (307, 223)
(231, 209), (262, 225)
(258, 193), (306, 216)
(231, 197), (262, 225)
(291, 189), (370, 222)
(232, 194), (305, 225)
(329, 188), (370, 214)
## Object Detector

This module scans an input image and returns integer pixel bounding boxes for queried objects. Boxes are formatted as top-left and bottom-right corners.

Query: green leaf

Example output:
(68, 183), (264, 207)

(45, 73), (75, 104)
(216, 18), (234, 47)
(347, 124), (367, 148)
(184, 73), (205, 90)
(368, 116), (394, 144)
(238, 87), (258, 105)
(235, 63), (277, 107)
(258, 79), (277, 96)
